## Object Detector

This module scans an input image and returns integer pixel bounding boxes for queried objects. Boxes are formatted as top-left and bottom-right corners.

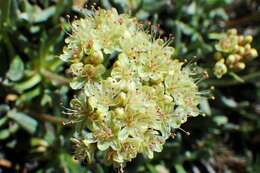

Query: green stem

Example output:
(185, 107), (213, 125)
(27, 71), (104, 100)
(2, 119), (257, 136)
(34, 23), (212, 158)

(205, 71), (260, 87)
(31, 113), (67, 125)
(226, 11), (260, 27)
(41, 69), (70, 85)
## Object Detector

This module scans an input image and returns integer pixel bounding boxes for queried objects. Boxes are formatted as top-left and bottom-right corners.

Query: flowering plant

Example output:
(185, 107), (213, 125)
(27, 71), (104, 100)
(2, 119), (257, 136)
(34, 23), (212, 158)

(213, 29), (258, 78)
(61, 8), (201, 168)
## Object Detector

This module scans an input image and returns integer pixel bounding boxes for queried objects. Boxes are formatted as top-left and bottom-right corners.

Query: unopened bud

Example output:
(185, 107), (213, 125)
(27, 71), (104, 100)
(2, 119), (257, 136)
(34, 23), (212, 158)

(226, 54), (236, 65)
(36, 146), (47, 153)
(250, 48), (258, 58)
(244, 44), (251, 50)
(235, 62), (246, 70)
(227, 28), (237, 35)
(65, 38), (70, 44)
(244, 35), (253, 44)
(237, 35), (244, 45)
(117, 92), (127, 105)
(214, 52), (222, 60)
(115, 107), (125, 117)
(214, 59), (227, 78)
(234, 45), (240, 52)
(234, 54), (242, 61)
(90, 50), (104, 65)
(237, 46), (245, 55)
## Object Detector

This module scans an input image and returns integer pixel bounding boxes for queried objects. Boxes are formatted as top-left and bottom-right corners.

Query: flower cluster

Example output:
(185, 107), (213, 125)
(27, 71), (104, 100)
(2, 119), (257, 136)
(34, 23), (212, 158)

(60, 8), (201, 167)
(213, 29), (258, 78)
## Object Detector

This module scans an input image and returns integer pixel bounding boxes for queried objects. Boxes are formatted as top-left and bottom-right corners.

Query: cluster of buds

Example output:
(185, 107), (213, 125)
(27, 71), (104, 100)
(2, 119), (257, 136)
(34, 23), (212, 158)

(213, 29), (258, 78)
(60, 8), (201, 168)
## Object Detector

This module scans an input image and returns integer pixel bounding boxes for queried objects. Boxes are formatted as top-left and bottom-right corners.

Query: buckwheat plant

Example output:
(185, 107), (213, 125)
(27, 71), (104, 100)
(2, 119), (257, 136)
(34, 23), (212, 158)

(213, 29), (258, 78)
(60, 8), (201, 169)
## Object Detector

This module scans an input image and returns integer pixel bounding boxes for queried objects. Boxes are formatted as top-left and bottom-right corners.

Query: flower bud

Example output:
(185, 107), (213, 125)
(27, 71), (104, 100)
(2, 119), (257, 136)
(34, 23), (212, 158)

(250, 48), (258, 58)
(237, 46), (245, 55)
(89, 50), (104, 65)
(213, 29), (258, 76)
(214, 52), (222, 60)
(115, 107), (125, 118)
(156, 39), (164, 45)
(237, 35), (244, 45)
(234, 54), (242, 61)
(36, 146), (47, 153)
(65, 37), (71, 44)
(214, 59), (227, 78)
(244, 44), (251, 50)
(244, 35), (253, 44)
(233, 44), (240, 53)
(226, 54), (236, 65)
(117, 92), (127, 105)
(96, 109), (106, 119)
(227, 28), (237, 35)
(235, 62), (246, 71)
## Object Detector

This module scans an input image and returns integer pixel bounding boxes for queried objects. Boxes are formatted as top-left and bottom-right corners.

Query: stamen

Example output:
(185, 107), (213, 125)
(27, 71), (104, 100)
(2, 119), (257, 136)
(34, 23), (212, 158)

(178, 127), (190, 136)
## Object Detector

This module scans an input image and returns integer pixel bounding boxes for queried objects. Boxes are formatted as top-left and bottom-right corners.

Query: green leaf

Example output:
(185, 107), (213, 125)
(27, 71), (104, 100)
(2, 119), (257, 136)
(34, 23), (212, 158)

(229, 72), (244, 83)
(59, 152), (86, 172)
(33, 6), (55, 23)
(221, 96), (237, 108)
(0, 0), (18, 26)
(0, 104), (10, 113)
(6, 140), (16, 148)
(175, 164), (187, 173)
(146, 163), (157, 173)
(209, 8), (228, 20)
(16, 86), (41, 105)
(44, 123), (55, 145)
(200, 97), (211, 115)
(31, 138), (48, 147)
(175, 20), (194, 35)
(6, 56), (24, 81)
(213, 115), (228, 126)
(0, 129), (10, 140)
(208, 32), (225, 40)
(41, 93), (52, 106)
(100, 0), (112, 9)
(0, 117), (8, 127)
(8, 111), (37, 134)
(14, 74), (42, 92)
(9, 123), (19, 133)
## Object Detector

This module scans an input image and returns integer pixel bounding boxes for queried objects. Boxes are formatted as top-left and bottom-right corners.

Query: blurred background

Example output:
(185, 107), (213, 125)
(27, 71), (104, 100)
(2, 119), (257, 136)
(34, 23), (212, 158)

(0, 0), (260, 172)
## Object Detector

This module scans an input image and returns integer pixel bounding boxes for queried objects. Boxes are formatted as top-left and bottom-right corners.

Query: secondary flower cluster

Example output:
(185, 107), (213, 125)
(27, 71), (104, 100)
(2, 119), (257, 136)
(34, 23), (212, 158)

(213, 29), (258, 78)
(61, 8), (201, 167)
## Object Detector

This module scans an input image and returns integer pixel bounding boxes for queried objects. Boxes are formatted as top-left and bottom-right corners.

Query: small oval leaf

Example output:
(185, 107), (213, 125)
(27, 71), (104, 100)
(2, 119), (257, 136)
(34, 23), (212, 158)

(6, 56), (24, 81)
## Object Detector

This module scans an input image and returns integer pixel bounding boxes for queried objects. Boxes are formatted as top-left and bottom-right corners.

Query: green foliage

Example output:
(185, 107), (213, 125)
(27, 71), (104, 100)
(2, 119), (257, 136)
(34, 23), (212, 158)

(0, 0), (260, 173)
